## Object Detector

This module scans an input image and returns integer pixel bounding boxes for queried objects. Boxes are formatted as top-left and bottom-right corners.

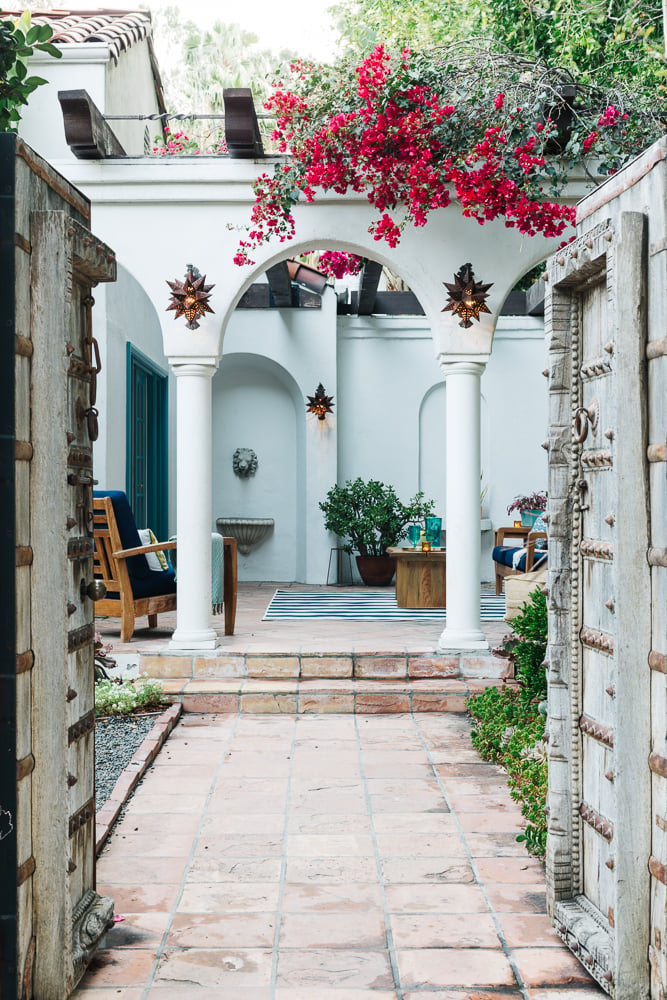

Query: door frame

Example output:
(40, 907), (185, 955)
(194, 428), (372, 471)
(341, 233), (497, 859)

(125, 343), (169, 540)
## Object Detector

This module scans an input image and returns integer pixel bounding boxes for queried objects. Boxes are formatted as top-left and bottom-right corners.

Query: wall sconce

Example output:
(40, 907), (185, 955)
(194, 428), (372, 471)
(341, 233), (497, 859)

(442, 263), (493, 328)
(166, 264), (215, 330)
(306, 383), (335, 421)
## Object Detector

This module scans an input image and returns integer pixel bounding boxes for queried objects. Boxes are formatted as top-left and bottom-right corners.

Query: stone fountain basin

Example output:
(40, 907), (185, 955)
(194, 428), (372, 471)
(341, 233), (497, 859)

(216, 517), (274, 555)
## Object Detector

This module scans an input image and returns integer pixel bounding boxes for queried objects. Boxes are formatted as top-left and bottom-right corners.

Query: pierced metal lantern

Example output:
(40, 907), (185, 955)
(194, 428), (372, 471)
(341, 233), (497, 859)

(306, 383), (335, 421)
(166, 264), (215, 331)
(442, 263), (493, 328)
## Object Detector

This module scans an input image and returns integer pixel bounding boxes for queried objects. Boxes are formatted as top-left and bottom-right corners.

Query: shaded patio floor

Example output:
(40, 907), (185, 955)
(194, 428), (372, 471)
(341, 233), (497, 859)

(96, 581), (511, 657)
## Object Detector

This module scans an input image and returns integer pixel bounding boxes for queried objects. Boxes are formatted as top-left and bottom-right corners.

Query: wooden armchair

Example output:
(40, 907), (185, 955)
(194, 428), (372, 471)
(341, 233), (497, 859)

(93, 491), (238, 642)
(492, 526), (548, 596)
(93, 493), (176, 642)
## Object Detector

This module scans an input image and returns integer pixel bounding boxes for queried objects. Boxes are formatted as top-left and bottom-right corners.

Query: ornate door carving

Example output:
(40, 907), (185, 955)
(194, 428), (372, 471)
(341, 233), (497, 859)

(30, 211), (116, 996)
(545, 214), (651, 998)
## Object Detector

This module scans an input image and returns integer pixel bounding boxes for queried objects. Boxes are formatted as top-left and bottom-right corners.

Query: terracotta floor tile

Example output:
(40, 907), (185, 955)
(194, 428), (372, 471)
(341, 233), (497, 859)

(484, 884), (548, 913)
(73, 949), (157, 988)
(72, 990), (144, 999)
(464, 832), (529, 857)
(279, 910), (386, 948)
(100, 911), (170, 949)
(286, 813), (372, 835)
(275, 991), (398, 1000)
(396, 947), (516, 989)
(286, 834), (375, 857)
(155, 948), (273, 988)
(446, 793), (521, 814)
(390, 912), (501, 949)
(97, 883), (180, 914)
(370, 792), (448, 813)
(201, 813), (285, 836)
(526, 989), (606, 999)
(97, 856), (188, 885)
(112, 811), (202, 836)
(148, 991), (271, 999)
(167, 912), (276, 948)
(475, 857), (546, 884)
(185, 856), (282, 882)
(381, 858), (475, 884)
(496, 912), (566, 948)
(285, 856), (379, 883)
(194, 835), (284, 858)
(403, 992), (524, 1000)
(375, 833), (467, 858)
(371, 813), (456, 834)
(456, 811), (524, 833)
(122, 793), (208, 815)
(276, 948), (394, 989)
(102, 833), (195, 858)
(281, 882), (383, 912)
(177, 882), (280, 913)
(384, 883), (490, 914)
(512, 947), (599, 988)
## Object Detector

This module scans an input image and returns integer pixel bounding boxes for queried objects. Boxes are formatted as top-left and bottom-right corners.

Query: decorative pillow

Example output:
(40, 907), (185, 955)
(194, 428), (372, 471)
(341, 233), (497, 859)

(138, 528), (169, 572)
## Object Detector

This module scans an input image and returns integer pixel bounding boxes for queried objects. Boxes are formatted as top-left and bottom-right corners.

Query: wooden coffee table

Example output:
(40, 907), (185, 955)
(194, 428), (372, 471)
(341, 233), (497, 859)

(386, 546), (447, 608)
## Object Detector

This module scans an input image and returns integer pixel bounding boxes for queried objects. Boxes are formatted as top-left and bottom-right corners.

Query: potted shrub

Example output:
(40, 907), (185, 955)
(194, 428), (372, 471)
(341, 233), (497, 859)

(507, 491), (548, 528)
(319, 478), (435, 585)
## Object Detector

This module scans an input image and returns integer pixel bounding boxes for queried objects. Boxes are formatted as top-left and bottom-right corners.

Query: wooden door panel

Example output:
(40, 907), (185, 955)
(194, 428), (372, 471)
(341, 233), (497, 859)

(546, 214), (651, 998)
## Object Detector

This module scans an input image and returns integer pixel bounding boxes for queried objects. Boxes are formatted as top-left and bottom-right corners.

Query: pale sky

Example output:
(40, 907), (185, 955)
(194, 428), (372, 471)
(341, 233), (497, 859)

(61, 0), (338, 60)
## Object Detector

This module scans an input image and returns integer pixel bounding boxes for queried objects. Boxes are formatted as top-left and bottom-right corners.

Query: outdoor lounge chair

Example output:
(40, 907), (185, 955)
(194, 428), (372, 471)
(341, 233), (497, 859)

(93, 490), (238, 641)
(492, 526), (548, 596)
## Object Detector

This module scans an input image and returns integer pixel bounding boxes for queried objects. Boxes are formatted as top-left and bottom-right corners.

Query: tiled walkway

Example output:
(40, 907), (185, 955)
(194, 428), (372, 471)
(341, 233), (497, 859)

(74, 712), (604, 999)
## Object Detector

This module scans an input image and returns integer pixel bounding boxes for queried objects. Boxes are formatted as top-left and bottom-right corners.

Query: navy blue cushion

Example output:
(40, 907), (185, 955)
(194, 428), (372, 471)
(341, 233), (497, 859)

(492, 545), (547, 573)
(94, 490), (176, 600)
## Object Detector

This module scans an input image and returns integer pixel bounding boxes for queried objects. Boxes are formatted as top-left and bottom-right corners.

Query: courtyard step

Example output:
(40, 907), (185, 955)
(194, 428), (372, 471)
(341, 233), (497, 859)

(156, 676), (509, 714)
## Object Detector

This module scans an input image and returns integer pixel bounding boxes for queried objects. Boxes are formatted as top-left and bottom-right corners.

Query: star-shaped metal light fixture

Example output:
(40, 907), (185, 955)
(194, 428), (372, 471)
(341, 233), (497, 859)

(442, 263), (493, 328)
(306, 383), (335, 421)
(166, 264), (215, 330)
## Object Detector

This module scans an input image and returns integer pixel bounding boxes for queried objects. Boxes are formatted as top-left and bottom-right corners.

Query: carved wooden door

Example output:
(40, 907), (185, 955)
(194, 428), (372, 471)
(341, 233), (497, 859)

(29, 212), (116, 996)
(546, 214), (651, 999)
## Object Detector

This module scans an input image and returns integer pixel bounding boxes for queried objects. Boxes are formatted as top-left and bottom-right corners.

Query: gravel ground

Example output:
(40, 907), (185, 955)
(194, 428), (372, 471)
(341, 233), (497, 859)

(95, 714), (160, 810)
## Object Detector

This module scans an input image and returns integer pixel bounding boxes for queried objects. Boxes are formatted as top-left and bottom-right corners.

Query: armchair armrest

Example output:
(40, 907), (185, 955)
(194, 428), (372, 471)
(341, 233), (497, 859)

(113, 540), (177, 560)
(525, 531), (548, 571)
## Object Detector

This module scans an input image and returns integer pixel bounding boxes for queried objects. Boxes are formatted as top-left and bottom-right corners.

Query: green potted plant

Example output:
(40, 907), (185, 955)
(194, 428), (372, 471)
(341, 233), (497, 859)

(507, 491), (548, 528)
(319, 478), (435, 585)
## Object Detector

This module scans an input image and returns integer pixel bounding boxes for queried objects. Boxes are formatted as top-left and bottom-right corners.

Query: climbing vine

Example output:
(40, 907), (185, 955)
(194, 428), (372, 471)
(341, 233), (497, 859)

(0, 12), (60, 133)
(234, 43), (659, 265)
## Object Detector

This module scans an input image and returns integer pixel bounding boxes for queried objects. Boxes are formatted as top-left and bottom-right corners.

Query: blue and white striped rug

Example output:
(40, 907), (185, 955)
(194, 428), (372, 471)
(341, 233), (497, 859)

(264, 590), (506, 621)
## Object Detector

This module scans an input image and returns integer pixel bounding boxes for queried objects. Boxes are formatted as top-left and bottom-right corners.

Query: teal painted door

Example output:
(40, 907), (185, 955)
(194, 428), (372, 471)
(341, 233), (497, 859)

(127, 345), (168, 539)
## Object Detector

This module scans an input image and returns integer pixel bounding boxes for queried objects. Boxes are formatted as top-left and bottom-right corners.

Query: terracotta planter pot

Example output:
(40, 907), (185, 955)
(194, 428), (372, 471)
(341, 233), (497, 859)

(355, 555), (396, 586)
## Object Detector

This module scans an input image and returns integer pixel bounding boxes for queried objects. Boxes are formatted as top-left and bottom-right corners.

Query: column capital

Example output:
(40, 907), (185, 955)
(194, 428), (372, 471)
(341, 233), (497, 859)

(170, 359), (218, 379)
(438, 357), (488, 377)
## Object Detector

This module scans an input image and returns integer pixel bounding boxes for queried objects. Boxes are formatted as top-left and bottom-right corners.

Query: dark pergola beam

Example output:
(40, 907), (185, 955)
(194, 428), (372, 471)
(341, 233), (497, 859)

(357, 259), (383, 315)
(58, 90), (126, 159)
(265, 262), (293, 307)
(223, 88), (264, 158)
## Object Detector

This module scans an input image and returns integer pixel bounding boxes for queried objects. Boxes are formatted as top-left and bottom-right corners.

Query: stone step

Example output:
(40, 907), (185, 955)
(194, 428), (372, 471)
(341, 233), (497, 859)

(133, 649), (510, 683)
(158, 676), (509, 714)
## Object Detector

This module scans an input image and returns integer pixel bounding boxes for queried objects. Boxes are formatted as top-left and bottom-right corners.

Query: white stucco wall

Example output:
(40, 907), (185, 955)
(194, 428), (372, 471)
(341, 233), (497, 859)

(21, 41), (160, 161)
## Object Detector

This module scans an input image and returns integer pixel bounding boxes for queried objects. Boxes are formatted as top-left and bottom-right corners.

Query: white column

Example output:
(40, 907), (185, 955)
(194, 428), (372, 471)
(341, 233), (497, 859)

(438, 360), (488, 650)
(170, 362), (218, 650)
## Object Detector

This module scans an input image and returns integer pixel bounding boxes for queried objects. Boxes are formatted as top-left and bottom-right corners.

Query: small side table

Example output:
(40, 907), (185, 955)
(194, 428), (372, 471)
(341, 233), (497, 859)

(327, 547), (353, 586)
(386, 546), (447, 608)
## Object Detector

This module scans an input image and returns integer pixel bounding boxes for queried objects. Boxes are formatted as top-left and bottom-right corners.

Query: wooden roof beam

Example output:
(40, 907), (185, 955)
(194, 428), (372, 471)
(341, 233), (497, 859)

(223, 88), (264, 159)
(265, 262), (293, 307)
(357, 259), (383, 315)
(58, 89), (126, 159)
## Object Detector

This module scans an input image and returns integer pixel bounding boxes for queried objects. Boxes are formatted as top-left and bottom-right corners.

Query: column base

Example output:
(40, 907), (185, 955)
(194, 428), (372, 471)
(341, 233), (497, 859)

(438, 627), (489, 652)
(169, 628), (218, 651)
